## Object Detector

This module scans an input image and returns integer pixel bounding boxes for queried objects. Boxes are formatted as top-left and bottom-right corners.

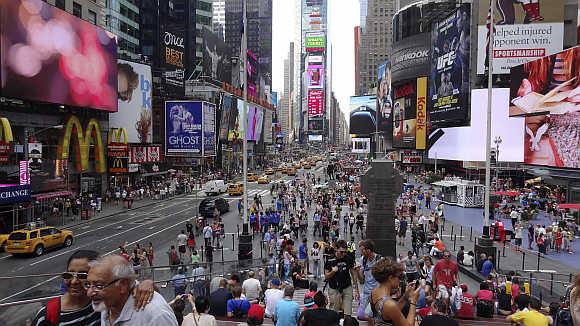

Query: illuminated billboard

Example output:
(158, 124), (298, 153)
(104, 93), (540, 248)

(307, 64), (324, 89)
(305, 32), (326, 52)
(349, 96), (376, 135)
(0, 0), (118, 111)
(308, 89), (324, 117)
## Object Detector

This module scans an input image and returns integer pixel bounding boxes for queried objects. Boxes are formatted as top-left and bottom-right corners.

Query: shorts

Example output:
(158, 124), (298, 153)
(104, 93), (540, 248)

(515, 238), (522, 246)
(328, 286), (353, 315)
(178, 245), (186, 253)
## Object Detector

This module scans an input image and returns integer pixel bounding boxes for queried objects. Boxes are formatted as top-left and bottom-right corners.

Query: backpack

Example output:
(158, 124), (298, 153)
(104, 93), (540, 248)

(555, 308), (573, 326)
(362, 254), (382, 271)
(46, 297), (60, 325)
(232, 300), (246, 318)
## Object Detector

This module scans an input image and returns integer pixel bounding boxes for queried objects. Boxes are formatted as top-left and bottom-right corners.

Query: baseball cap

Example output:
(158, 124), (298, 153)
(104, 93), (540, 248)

(248, 304), (265, 321)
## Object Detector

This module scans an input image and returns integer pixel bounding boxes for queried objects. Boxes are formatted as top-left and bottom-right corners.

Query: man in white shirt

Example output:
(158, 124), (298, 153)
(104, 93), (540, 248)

(241, 270), (262, 302)
(176, 230), (188, 260)
(203, 224), (213, 247)
(264, 278), (284, 318)
(87, 255), (177, 326)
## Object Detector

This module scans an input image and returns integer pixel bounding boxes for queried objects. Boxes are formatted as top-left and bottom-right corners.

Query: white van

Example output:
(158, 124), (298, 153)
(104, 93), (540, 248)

(203, 180), (227, 196)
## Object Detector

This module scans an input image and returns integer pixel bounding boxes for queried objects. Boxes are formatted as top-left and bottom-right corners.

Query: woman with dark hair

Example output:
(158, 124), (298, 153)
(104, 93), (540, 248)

(117, 63), (139, 102)
(370, 257), (421, 326)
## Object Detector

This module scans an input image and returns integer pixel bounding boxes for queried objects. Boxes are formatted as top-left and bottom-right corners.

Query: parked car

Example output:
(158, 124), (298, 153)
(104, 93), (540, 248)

(203, 180), (227, 196)
(199, 198), (230, 219)
(6, 227), (74, 257)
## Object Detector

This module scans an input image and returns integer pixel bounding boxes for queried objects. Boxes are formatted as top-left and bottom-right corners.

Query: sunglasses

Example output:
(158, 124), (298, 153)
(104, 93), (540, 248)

(62, 272), (89, 280)
(443, 255), (450, 259)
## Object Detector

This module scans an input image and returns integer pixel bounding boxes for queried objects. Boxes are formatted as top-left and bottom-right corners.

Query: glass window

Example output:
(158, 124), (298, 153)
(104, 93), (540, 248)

(29, 231), (38, 239)
(73, 2), (82, 18)
(50, 228), (61, 235)
(87, 10), (97, 25)
(55, 0), (65, 10)
(39, 229), (51, 237)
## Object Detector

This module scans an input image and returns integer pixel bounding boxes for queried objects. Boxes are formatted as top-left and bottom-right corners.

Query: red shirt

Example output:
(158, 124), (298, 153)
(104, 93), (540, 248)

(418, 307), (432, 317)
(476, 289), (494, 301)
(456, 293), (475, 319)
(433, 259), (458, 289)
(511, 284), (520, 301)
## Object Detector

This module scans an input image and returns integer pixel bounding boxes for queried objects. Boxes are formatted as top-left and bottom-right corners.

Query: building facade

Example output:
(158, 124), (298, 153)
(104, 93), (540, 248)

(44, 0), (104, 26)
(212, 0), (226, 41)
(104, 0), (140, 59)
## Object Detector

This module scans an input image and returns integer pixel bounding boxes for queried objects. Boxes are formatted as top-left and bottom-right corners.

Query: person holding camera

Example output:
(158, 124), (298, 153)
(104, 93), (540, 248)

(324, 240), (359, 317)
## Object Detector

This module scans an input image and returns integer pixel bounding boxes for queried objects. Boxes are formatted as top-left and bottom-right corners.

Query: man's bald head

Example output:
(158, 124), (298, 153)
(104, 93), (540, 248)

(90, 254), (137, 287)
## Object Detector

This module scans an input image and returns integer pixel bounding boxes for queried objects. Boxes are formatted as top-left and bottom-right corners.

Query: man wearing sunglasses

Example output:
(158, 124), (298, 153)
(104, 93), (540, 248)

(324, 240), (359, 318)
(86, 255), (178, 325)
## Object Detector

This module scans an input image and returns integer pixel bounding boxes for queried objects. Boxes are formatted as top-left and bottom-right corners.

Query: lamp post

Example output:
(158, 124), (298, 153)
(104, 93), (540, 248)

(483, 0), (496, 238)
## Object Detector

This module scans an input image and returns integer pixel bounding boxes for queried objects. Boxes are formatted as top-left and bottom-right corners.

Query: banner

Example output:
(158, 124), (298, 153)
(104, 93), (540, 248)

(0, 185), (31, 204)
(401, 150), (423, 164)
(308, 89), (324, 117)
(393, 82), (417, 148)
(416, 77), (427, 150)
(377, 60), (393, 134)
(163, 21), (186, 95)
(129, 145), (162, 163)
(0, 0), (118, 112)
(263, 110), (273, 143)
(19, 161), (29, 185)
(429, 5), (470, 127)
(203, 102), (217, 156)
(110, 60), (153, 143)
(349, 96), (377, 135)
(165, 101), (203, 155)
(202, 27), (232, 84)
(219, 95), (234, 141)
(28, 142), (42, 173)
(476, 0), (565, 75)
(305, 32), (326, 52)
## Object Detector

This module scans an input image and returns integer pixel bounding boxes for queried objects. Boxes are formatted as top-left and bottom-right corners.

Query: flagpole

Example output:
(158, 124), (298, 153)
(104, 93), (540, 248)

(242, 0), (249, 226)
(483, 0), (495, 237)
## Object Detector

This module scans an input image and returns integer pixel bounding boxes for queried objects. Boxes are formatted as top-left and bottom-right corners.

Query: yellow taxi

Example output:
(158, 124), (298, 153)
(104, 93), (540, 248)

(227, 183), (244, 196)
(265, 168), (275, 175)
(6, 226), (74, 256)
(0, 233), (8, 252)
(287, 168), (297, 176)
(247, 173), (258, 182)
(275, 166), (285, 173)
(257, 175), (271, 184)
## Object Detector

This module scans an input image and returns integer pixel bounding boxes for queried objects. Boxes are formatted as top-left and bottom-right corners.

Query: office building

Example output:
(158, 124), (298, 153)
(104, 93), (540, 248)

(44, 0), (104, 26)
(104, 0), (140, 59)
(212, 0), (226, 40)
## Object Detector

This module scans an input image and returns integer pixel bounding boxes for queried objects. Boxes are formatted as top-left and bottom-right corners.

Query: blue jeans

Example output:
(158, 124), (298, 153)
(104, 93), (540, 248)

(284, 263), (290, 280)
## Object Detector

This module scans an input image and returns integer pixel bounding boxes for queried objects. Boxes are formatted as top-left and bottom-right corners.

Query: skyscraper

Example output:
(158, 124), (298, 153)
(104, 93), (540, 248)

(104, 0), (140, 59)
(357, 0), (396, 95)
(44, 0), (104, 27)
(213, 0), (226, 41)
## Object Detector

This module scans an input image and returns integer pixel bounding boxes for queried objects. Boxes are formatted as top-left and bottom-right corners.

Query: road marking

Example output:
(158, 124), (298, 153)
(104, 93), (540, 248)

(0, 275), (59, 303)
(28, 206), (195, 267)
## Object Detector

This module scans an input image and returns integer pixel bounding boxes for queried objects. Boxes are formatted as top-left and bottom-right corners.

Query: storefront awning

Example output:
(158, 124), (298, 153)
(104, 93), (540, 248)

(32, 191), (72, 200)
(559, 203), (580, 210)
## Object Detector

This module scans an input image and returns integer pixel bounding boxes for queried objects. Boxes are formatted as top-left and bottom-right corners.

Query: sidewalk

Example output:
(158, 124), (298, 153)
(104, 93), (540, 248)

(44, 188), (204, 230)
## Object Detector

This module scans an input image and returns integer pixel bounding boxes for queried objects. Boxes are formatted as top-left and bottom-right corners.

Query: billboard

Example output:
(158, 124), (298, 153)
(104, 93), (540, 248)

(246, 106), (264, 142)
(430, 5), (470, 127)
(202, 27), (231, 84)
(476, 0), (565, 74)
(263, 110), (273, 143)
(308, 134), (323, 142)
(349, 96), (377, 135)
(308, 119), (323, 132)
(307, 63), (324, 89)
(352, 138), (371, 154)
(219, 95), (232, 141)
(0, 0), (118, 112)
(203, 102), (217, 156)
(163, 22), (186, 95)
(308, 89), (324, 117)
(305, 32), (326, 52)
(110, 60), (152, 143)
(509, 46), (580, 116)
(428, 88), (524, 163)
(393, 82), (417, 148)
(416, 77), (427, 150)
(391, 33), (431, 81)
(401, 150), (423, 164)
(247, 50), (259, 97)
(377, 60), (393, 134)
(165, 101), (203, 155)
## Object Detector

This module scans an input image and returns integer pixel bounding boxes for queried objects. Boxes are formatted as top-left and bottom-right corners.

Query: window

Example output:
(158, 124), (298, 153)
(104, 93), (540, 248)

(50, 228), (61, 235)
(73, 2), (82, 18)
(29, 231), (38, 239)
(40, 229), (51, 237)
(55, 0), (66, 10)
(87, 10), (97, 25)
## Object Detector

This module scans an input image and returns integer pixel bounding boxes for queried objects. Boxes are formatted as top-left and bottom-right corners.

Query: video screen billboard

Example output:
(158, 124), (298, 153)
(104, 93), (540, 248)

(308, 89), (324, 117)
(349, 96), (377, 135)
(202, 27), (231, 84)
(219, 95), (234, 141)
(0, 0), (118, 111)
(305, 32), (326, 52)
(308, 134), (323, 142)
(308, 119), (323, 132)
(247, 50), (259, 97)
(246, 106), (264, 142)
(307, 64), (324, 89)
(377, 60), (393, 134)
(110, 60), (152, 143)
(509, 46), (580, 117)
(430, 5), (470, 127)
(428, 88), (524, 162)
(352, 138), (371, 154)
(393, 82), (417, 148)
(476, 0), (564, 75)
(165, 101), (203, 155)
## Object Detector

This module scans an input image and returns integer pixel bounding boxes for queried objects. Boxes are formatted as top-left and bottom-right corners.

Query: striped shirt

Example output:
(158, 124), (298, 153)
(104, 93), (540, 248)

(33, 302), (100, 326)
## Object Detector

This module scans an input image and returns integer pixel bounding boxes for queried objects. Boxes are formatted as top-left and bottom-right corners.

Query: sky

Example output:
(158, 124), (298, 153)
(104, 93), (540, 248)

(272, 0), (360, 120)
